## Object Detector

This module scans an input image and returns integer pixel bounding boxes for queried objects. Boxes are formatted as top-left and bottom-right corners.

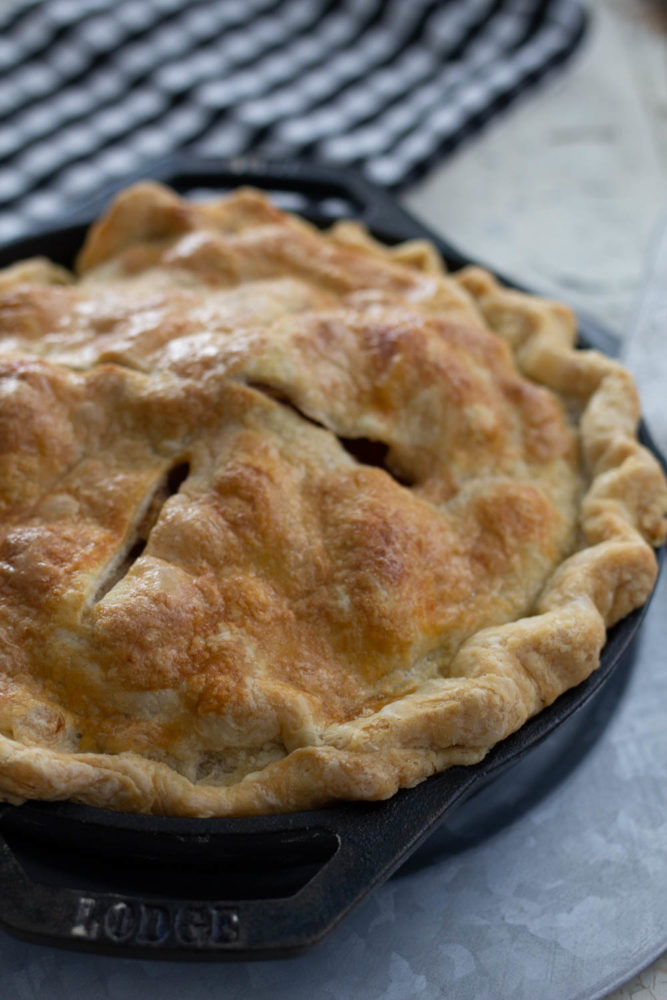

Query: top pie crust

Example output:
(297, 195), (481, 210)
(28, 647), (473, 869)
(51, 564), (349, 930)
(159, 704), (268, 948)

(0, 183), (664, 816)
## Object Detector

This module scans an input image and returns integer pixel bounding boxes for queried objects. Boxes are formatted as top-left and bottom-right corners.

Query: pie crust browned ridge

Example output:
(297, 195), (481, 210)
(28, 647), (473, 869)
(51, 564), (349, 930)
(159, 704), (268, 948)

(0, 183), (665, 816)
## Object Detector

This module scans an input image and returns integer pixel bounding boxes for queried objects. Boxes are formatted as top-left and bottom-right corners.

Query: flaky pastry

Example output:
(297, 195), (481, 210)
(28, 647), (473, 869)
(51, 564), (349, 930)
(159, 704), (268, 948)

(0, 184), (664, 816)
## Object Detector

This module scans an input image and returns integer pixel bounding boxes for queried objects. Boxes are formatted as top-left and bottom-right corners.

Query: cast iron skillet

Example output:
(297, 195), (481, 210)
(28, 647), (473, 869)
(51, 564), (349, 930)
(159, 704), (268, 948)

(0, 157), (662, 960)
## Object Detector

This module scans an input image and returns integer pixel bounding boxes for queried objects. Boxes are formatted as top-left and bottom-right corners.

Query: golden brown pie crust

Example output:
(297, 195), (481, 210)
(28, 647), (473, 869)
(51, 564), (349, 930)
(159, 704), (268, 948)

(0, 183), (664, 816)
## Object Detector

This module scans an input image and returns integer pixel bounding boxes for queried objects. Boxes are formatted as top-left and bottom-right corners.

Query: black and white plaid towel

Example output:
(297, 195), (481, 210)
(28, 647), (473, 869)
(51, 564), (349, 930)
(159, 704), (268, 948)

(0, 0), (587, 241)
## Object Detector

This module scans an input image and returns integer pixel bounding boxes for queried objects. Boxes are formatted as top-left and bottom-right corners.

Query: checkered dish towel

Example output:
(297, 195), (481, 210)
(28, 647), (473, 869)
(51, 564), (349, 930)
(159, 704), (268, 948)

(0, 0), (587, 241)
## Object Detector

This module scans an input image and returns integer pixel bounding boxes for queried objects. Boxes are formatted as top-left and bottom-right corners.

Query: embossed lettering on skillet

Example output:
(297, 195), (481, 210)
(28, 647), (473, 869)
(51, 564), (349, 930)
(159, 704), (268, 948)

(71, 896), (240, 947)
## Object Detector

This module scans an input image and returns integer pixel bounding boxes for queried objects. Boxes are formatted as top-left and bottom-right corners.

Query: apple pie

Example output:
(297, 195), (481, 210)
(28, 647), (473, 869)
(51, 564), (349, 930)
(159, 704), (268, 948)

(0, 183), (664, 816)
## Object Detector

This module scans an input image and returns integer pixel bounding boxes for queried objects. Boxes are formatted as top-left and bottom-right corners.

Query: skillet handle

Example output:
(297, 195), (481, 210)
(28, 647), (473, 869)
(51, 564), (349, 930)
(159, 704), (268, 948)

(0, 772), (478, 959)
(44, 153), (451, 250)
(0, 827), (363, 958)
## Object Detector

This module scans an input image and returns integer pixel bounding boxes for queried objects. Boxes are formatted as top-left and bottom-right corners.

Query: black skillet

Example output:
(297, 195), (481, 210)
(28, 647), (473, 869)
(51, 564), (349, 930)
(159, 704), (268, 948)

(0, 157), (662, 960)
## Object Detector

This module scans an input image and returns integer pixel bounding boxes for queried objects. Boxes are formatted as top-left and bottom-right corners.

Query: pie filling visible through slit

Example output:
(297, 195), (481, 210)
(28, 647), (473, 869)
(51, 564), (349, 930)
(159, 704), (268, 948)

(0, 183), (664, 816)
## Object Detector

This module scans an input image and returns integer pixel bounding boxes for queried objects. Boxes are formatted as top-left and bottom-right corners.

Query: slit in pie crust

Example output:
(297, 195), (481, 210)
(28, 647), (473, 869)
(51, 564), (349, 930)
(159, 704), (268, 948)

(0, 183), (664, 816)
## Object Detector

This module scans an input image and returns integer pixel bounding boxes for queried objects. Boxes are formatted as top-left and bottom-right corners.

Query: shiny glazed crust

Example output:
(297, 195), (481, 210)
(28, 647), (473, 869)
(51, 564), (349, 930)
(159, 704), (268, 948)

(0, 184), (665, 816)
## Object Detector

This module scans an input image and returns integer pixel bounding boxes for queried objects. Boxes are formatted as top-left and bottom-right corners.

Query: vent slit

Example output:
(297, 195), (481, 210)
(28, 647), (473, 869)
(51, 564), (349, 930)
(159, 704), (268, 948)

(93, 459), (190, 603)
(166, 461), (190, 495)
(245, 382), (414, 486)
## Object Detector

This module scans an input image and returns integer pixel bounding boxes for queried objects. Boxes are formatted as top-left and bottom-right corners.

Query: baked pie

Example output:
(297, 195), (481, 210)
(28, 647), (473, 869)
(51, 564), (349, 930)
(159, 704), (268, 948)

(0, 184), (664, 816)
